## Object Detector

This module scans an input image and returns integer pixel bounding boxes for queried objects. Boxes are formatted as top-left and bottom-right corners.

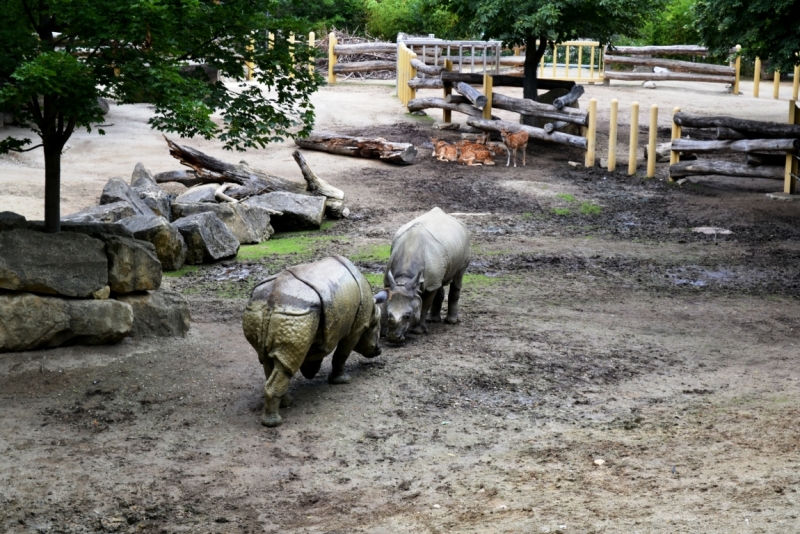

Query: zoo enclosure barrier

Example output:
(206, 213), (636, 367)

(750, 57), (800, 101)
(245, 31), (316, 81)
(507, 41), (605, 84)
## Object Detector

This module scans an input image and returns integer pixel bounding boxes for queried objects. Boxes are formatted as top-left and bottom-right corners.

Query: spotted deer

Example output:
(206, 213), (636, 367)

(500, 128), (529, 167)
(431, 138), (458, 162)
(456, 141), (495, 166)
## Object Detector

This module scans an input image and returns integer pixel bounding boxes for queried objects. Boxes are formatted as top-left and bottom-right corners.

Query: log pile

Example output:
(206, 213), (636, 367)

(315, 29), (396, 80)
(604, 45), (735, 85)
(669, 113), (800, 181)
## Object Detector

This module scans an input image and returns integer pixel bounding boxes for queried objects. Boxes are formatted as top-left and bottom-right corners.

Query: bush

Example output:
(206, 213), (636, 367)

(614, 0), (700, 46)
(365, 0), (458, 41)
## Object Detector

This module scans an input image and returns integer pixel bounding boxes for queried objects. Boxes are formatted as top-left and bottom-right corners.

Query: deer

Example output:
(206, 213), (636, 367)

(430, 137), (458, 162)
(499, 128), (529, 167)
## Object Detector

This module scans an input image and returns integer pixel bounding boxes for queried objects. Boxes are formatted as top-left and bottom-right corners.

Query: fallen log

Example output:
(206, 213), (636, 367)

(292, 151), (347, 218)
(607, 45), (709, 56)
(333, 43), (396, 55)
(332, 60), (396, 74)
(746, 153), (788, 166)
(670, 160), (784, 180)
(604, 55), (734, 76)
(441, 71), (575, 90)
(671, 137), (800, 154)
(674, 113), (800, 139)
(715, 127), (747, 140)
(491, 93), (589, 126)
(153, 169), (201, 187)
(467, 118), (588, 150)
(407, 97), (497, 119)
(646, 141), (697, 162)
(553, 85), (585, 110)
(444, 94), (470, 105)
(295, 132), (417, 165)
(604, 71), (734, 84)
(410, 59), (445, 76)
(455, 82), (487, 110)
(543, 121), (570, 134)
(408, 77), (444, 89)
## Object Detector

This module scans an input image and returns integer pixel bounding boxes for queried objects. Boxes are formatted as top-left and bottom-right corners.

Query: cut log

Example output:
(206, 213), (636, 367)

(441, 71), (575, 90)
(645, 142), (697, 162)
(332, 60), (396, 74)
(408, 77), (445, 89)
(407, 97), (497, 119)
(295, 132), (417, 165)
(292, 150), (346, 218)
(670, 160), (784, 180)
(544, 121), (570, 134)
(552, 85), (585, 110)
(715, 127), (747, 140)
(410, 59), (445, 76)
(674, 113), (800, 139)
(466, 118), (588, 150)
(604, 55), (734, 76)
(153, 169), (200, 187)
(333, 43), (396, 55)
(607, 45), (709, 56)
(444, 94), (470, 105)
(671, 137), (800, 154)
(603, 71), (734, 84)
(454, 82), (487, 110)
(746, 153), (788, 167)
(491, 93), (589, 126)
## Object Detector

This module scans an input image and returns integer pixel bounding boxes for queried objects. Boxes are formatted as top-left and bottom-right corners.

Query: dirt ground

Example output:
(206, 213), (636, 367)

(1, 80), (800, 533)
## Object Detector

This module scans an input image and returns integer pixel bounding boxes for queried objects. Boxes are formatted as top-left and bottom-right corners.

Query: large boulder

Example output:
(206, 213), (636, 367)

(0, 229), (108, 298)
(118, 215), (187, 271)
(130, 162), (156, 188)
(171, 202), (273, 244)
(116, 290), (191, 337)
(245, 192), (325, 231)
(131, 163), (172, 220)
(100, 177), (152, 216)
(172, 212), (239, 264)
(0, 293), (133, 352)
(175, 183), (220, 204)
(61, 201), (136, 224)
(106, 236), (162, 294)
(28, 221), (134, 240)
(0, 211), (26, 232)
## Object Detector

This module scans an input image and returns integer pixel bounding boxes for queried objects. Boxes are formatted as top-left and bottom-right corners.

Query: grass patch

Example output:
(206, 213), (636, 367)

(552, 208), (571, 216)
(163, 265), (200, 277)
(471, 244), (511, 256)
(363, 273), (385, 288)
(579, 202), (603, 215)
(352, 243), (392, 262)
(237, 233), (346, 260)
(556, 193), (577, 203)
(463, 273), (508, 288)
(521, 212), (533, 220)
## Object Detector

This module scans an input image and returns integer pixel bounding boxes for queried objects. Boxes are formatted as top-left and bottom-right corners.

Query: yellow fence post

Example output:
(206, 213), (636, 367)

(565, 45), (571, 79)
(245, 39), (255, 81)
(578, 46), (583, 79)
(773, 70), (780, 99)
(328, 32), (337, 84)
(590, 46), (596, 81)
(443, 59), (453, 123)
(288, 33), (295, 79)
(608, 99), (618, 172)
(584, 98), (597, 167)
(308, 32), (316, 76)
(539, 52), (545, 78)
(514, 46), (521, 57)
(786, 100), (798, 194)
(482, 73), (494, 120)
(647, 104), (658, 178)
(398, 46), (405, 104)
(753, 57), (761, 97)
(628, 102), (639, 175)
(669, 106), (681, 182)
(552, 45), (557, 78)
(733, 45), (741, 95)
(409, 49), (417, 104)
(794, 65), (800, 101)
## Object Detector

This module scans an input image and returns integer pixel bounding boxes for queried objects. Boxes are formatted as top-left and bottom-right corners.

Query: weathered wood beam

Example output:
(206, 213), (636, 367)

(441, 71), (575, 90)
(604, 55), (734, 75)
(410, 59), (445, 76)
(466, 118), (588, 150)
(604, 71), (734, 84)
(332, 60), (396, 74)
(608, 45), (709, 56)
(553, 85), (585, 110)
(444, 94), (470, 105)
(454, 81), (487, 110)
(670, 160), (784, 180)
(407, 97), (497, 119)
(333, 43), (396, 55)
(407, 77), (444, 89)
(491, 93), (589, 126)
(671, 137), (800, 154)
(673, 113), (800, 139)
(295, 132), (417, 165)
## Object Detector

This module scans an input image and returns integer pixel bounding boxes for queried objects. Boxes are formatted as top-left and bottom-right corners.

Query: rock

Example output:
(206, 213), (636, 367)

(105, 236), (162, 294)
(172, 212), (239, 264)
(118, 216), (187, 271)
(62, 201), (137, 224)
(642, 81), (657, 89)
(100, 177), (152, 216)
(28, 220), (134, 240)
(131, 162), (156, 188)
(92, 286), (111, 300)
(434, 122), (460, 130)
(0, 293), (133, 352)
(116, 290), (191, 337)
(171, 202), (273, 244)
(0, 211), (27, 231)
(130, 163), (172, 219)
(0, 229), (108, 297)
(175, 183), (221, 204)
(245, 192), (325, 231)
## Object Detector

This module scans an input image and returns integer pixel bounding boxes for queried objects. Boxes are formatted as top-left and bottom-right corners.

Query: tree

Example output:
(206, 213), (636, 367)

(438, 0), (661, 121)
(695, 0), (800, 73)
(0, 0), (320, 233)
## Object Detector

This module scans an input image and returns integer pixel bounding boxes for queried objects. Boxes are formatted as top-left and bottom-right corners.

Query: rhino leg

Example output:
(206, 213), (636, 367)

(429, 287), (445, 323)
(329, 335), (359, 384)
(444, 271), (464, 324)
(300, 358), (323, 380)
(410, 290), (437, 335)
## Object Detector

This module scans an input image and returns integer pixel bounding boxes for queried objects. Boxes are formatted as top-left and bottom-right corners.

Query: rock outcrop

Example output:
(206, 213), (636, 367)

(116, 290), (191, 337)
(172, 212), (239, 264)
(245, 192), (325, 230)
(118, 215), (187, 271)
(171, 202), (273, 244)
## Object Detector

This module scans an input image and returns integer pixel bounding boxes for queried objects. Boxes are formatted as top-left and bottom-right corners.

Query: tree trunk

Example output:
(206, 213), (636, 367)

(43, 143), (62, 233)
(295, 132), (417, 164)
(407, 97), (495, 119)
(407, 77), (445, 89)
(552, 85), (585, 110)
(522, 35), (548, 127)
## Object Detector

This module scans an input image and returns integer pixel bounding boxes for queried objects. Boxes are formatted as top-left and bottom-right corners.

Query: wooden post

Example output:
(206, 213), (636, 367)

(590, 46), (596, 81)
(794, 65), (800, 101)
(565, 45), (571, 79)
(514, 46), (521, 56)
(482, 73), (494, 120)
(328, 32), (337, 84)
(409, 50), (417, 103)
(628, 102), (639, 175)
(773, 70), (780, 99)
(584, 98), (597, 167)
(786, 100), (799, 194)
(578, 46), (583, 79)
(539, 52), (545, 78)
(245, 39), (255, 81)
(647, 104), (658, 178)
(669, 106), (681, 181)
(288, 33), (295, 79)
(443, 59), (453, 123)
(608, 99), (618, 171)
(753, 57), (761, 98)
(733, 45), (741, 95)
(552, 45), (557, 78)
(308, 32), (315, 75)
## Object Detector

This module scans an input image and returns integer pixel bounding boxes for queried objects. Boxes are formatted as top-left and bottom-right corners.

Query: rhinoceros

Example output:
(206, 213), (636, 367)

(242, 255), (386, 427)
(382, 207), (470, 343)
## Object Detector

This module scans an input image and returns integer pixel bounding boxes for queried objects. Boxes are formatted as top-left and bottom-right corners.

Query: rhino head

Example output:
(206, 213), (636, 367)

(355, 292), (387, 358)
(383, 271), (422, 344)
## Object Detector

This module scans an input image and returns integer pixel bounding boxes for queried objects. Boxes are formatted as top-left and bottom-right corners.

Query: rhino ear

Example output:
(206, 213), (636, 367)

(374, 290), (388, 304)
(387, 271), (397, 291)
(406, 271), (422, 293)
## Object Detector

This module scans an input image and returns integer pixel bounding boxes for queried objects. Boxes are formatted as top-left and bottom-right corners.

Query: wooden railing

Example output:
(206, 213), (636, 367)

(510, 41), (605, 83)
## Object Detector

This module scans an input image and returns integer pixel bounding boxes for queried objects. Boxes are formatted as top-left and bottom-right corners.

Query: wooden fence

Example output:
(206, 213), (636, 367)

(244, 31), (316, 81)
(507, 41), (605, 84)
(750, 58), (800, 100)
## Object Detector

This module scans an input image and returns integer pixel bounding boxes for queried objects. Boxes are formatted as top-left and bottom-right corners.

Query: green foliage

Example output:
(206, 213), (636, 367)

(363, 272), (385, 288)
(237, 233), (346, 260)
(614, 0), (700, 46)
(695, 0), (800, 72)
(552, 207), (571, 216)
(556, 193), (576, 203)
(272, 0), (370, 33)
(365, 0), (458, 41)
(579, 202), (602, 215)
(351, 243), (392, 262)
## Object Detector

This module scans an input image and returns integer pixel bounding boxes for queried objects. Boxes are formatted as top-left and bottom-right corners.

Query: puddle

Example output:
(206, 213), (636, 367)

(666, 266), (766, 288)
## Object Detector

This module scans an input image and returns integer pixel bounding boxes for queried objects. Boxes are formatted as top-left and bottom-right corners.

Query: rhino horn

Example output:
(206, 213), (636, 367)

(374, 290), (388, 304)
(406, 271), (422, 292)
(387, 271), (397, 291)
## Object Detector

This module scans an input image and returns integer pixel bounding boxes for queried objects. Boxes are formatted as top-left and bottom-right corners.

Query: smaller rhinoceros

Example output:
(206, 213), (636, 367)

(382, 207), (470, 343)
(242, 255), (386, 427)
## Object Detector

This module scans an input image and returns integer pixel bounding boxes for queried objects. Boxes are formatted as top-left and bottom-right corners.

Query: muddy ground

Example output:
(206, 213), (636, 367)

(2, 84), (800, 533)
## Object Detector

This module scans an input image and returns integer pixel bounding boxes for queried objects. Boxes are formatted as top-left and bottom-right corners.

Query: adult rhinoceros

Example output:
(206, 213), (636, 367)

(382, 207), (470, 343)
(242, 255), (386, 427)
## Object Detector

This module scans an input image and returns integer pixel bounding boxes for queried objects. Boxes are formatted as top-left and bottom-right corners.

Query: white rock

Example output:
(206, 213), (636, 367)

(642, 81), (657, 89)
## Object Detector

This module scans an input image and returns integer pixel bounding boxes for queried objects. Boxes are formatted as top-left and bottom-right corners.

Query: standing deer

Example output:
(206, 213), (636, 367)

(500, 128), (529, 167)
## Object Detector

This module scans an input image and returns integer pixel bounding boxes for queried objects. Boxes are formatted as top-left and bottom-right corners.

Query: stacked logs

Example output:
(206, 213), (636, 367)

(669, 113), (800, 181)
(604, 45), (737, 85)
